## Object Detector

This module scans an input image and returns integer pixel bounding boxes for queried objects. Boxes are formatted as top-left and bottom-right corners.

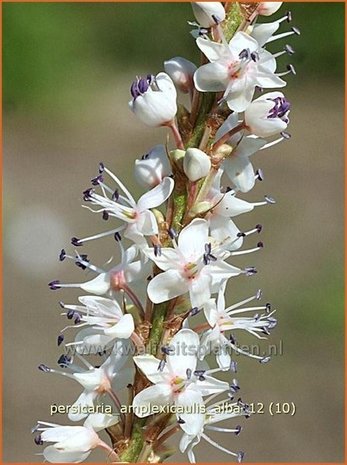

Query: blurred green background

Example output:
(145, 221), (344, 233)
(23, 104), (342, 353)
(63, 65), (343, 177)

(3, 2), (344, 463)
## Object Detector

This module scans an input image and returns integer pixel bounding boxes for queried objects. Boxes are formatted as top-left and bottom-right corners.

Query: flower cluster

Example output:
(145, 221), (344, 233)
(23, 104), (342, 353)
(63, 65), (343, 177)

(37, 2), (298, 463)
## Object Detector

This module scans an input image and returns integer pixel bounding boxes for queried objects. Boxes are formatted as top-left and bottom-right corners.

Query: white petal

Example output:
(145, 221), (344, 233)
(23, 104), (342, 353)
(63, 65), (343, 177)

(145, 247), (180, 272)
(132, 384), (173, 417)
(216, 349), (232, 371)
(234, 136), (267, 158)
(156, 72), (177, 100)
(215, 113), (239, 142)
(203, 299), (219, 327)
(214, 191), (254, 216)
(84, 413), (119, 432)
(196, 37), (228, 62)
(137, 177), (174, 211)
(223, 156), (255, 193)
(194, 375), (229, 395)
(167, 329), (199, 378)
(194, 62), (229, 92)
(137, 210), (158, 236)
(78, 296), (123, 319)
(176, 389), (204, 435)
(68, 391), (97, 422)
(80, 273), (110, 295)
(229, 31), (259, 55)
(209, 216), (243, 251)
(41, 426), (84, 443)
(251, 22), (280, 47)
(189, 273), (212, 308)
(178, 218), (209, 260)
(147, 269), (189, 303)
(192, 2), (226, 28)
(73, 369), (103, 391)
(104, 314), (134, 339)
(133, 354), (168, 384)
(43, 446), (91, 463)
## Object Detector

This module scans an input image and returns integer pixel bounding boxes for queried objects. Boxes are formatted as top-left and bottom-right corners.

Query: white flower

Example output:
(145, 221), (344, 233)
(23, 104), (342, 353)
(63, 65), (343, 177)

(180, 395), (247, 463)
(191, 2), (226, 28)
(164, 57), (197, 94)
(33, 418), (118, 463)
(194, 32), (286, 112)
(245, 91), (290, 137)
(132, 329), (229, 435)
(134, 145), (172, 188)
(200, 284), (277, 368)
(215, 113), (267, 192)
(146, 219), (243, 307)
(129, 72), (177, 127)
(60, 296), (135, 345)
(183, 148), (211, 182)
(256, 2), (283, 16)
(77, 165), (174, 246)
(54, 244), (150, 307)
(39, 342), (129, 421)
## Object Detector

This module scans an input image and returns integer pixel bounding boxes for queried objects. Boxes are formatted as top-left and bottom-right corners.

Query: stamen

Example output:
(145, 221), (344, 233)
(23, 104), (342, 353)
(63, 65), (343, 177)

(34, 435), (43, 446)
(231, 242), (263, 256)
(57, 334), (64, 346)
(38, 364), (51, 373)
(71, 237), (83, 247)
(266, 27), (300, 43)
(48, 280), (61, 290)
(59, 249), (66, 261)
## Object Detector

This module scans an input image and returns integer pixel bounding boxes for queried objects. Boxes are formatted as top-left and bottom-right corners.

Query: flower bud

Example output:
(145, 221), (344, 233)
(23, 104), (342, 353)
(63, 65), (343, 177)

(245, 92), (290, 138)
(134, 145), (172, 188)
(257, 2), (283, 16)
(191, 2), (226, 28)
(183, 148), (211, 182)
(164, 57), (197, 94)
(129, 72), (177, 127)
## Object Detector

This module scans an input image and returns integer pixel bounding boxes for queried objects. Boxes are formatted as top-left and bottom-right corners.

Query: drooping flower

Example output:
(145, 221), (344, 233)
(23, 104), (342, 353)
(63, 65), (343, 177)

(245, 92), (290, 137)
(134, 145), (172, 188)
(200, 284), (277, 368)
(129, 73), (177, 127)
(132, 329), (229, 435)
(79, 165), (174, 245)
(194, 32), (286, 112)
(60, 295), (135, 345)
(33, 418), (119, 463)
(179, 394), (248, 463)
(145, 219), (244, 307)
(38, 341), (129, 421)
(191, 2), (226, 28)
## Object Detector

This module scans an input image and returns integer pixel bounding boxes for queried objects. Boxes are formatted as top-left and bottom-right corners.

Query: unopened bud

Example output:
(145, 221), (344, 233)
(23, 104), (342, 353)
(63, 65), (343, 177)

(169, 149), (185, 170)
(192, 2), (226, 28)
(183, 148), (211, 182)
(164, 57), (197, 94)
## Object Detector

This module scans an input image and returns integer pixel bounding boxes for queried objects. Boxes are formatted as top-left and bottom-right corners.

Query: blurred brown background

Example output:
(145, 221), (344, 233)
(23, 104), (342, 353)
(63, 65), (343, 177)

(3, 2), (344, 463)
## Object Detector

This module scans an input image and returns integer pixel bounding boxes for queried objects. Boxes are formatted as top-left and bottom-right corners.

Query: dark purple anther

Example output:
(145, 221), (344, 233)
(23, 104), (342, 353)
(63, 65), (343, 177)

(71, 237), (83, 247)
(137, 78), (150, 94)
(239, 48), (250, 60)
(59, 301), (65, 309)
(257, 241), (264, 249)
(161, 345), (174, 355)
(57, 354), (72, 367)
(74, 314), (81, 325)
(83, 188), (94, 202)
(59, 249), (66, 262)
(99, 162), (105, 173)
(292, 26), (300, 35)
(102, 211), (109, 221)
(250, 51), (259, 62)
(268, 96), (291, 119)
(154, 244), (162, 257)
(114, 232), (122, 242)
(57, 334), (64, 346)
(255, 224), (263, 233)
(256, 169), (264, 181)
(48, 280), (60, 290)
(177, 417), (185, 424)
(186, 368), (192, 379)
(237, 451), (245, 463)
(34, 435), (43, 446)
(91, 175), (104, 186)
(237, 232), (246, 238)
(158, 359), (166, 372)
(168, 228), (177, 239)
(130, 80), (140, 99)
(190, 307), (200, 316)
(256, 289), (263, 300)
(281, 131), (291, 139)
(265, 195), (276, 204)
(245, 267), (257, 276)
(235, 425), (242, 435)
(141, 153), (150, 160)
(67, 309), (75, 320)
(286, 10), (292, 22)
(38, 364), (51, 373)
(112, 190), (119, 201)
(266, 302), (271, 311)
(260, 356), (271, 364)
